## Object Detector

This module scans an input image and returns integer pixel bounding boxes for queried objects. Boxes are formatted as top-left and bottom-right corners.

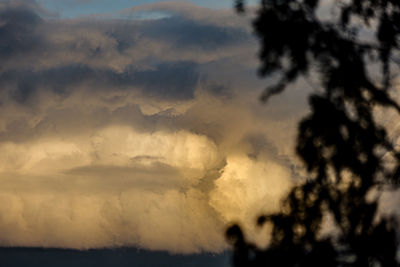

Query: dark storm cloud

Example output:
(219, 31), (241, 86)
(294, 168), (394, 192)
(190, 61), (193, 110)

(0, 2), (44, 60)
(1, 61), (199, 103)
(105, 14), (251, 52)
(120, 62), (199, 99)
(0, 2), (254, 104)
(140, 16), (250, 50)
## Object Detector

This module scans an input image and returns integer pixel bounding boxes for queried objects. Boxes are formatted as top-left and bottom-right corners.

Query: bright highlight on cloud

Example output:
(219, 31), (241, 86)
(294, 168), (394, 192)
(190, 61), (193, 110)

(0, 0), (311, 253)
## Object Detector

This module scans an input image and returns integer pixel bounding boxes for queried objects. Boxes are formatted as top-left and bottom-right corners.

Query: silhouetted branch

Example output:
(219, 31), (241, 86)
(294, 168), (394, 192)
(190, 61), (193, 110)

(229, 0), (400, 266)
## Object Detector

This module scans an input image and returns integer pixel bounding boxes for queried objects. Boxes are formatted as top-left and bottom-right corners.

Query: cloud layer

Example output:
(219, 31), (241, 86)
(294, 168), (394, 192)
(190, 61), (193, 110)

(0, 0), (313, 253)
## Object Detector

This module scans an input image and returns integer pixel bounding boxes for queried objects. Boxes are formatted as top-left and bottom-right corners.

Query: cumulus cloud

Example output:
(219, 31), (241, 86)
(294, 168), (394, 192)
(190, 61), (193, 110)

(0, 0), (311, 253)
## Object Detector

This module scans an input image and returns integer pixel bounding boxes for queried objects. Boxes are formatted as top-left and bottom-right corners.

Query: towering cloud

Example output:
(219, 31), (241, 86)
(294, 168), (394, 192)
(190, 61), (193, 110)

(0, 0), (312, 253)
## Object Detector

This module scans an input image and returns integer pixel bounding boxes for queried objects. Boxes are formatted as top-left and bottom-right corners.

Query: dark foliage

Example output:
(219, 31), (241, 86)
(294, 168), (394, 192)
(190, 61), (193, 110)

(228, 1), (400, 266)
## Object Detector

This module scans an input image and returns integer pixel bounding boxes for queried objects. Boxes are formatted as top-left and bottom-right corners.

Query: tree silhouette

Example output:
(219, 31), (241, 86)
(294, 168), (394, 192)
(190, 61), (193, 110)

(227, 1), (400, 266)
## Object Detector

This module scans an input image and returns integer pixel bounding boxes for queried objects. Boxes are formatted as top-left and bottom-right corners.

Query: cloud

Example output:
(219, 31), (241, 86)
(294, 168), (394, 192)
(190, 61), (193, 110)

(0, 127), (227, 252)
(1, 61), (200, 104)
(0, 0), (309, 253)
(139, 16), (249, 50)
(0, 1), (44, 61)
(122, 1), (254, 30)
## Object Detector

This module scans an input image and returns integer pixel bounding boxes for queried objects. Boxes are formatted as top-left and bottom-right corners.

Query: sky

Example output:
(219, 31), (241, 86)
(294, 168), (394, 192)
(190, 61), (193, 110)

(1, 0), (400, 266)
(36, 0), (241, 18)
